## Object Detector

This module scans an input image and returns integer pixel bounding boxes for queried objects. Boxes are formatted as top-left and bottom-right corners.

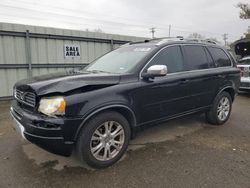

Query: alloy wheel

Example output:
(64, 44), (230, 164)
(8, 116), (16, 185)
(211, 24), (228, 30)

(90, 121), (125, 161)
(217, 96), (230, 121)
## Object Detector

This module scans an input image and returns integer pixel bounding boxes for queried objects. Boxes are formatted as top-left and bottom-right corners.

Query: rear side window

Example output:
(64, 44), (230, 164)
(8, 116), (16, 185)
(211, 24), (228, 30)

(204, 48), (215, 68)
(146, 46), (185, 73)
(227, 50), (237, 67)
(182, 45), (209, 70)
(208, 47), (231, 67)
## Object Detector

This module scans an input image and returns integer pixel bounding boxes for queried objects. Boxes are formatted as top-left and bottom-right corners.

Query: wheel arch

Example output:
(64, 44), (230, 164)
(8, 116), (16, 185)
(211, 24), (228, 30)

(74, 104), (137, 141)
(216, 86), (236, 102)
(220, 86), (236, 101)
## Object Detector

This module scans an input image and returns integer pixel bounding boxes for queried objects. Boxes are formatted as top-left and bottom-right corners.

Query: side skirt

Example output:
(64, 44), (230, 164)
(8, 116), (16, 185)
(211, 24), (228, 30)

(132, 106), (211, 136)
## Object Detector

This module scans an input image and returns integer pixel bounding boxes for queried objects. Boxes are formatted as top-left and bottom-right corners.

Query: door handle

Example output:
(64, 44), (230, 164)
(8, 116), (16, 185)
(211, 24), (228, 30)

(180, 79), (189, 84)
(217, 75), (226, 78)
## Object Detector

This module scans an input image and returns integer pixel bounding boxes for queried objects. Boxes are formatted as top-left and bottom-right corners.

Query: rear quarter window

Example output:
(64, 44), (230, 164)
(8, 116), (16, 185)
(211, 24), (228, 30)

(182, 45), (209, 70)
(208, 47), (231, 67)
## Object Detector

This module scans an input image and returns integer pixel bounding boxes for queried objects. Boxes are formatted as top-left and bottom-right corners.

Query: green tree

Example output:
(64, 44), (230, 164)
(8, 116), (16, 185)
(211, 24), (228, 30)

(237, 3), (250, 19)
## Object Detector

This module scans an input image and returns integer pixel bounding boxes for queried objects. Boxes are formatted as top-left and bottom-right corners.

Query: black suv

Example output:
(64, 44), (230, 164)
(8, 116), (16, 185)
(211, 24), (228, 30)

(10, 38), (240, 168)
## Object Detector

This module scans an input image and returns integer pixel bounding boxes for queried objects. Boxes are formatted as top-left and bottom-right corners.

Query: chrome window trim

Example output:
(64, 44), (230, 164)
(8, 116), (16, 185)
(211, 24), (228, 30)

(139, 43), (233, 79)
(148, 66), (233, 77)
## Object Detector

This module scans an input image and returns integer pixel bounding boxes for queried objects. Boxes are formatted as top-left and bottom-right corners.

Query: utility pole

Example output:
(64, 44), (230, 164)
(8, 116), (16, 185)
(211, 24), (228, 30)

(168, 24), (171, 37)
(222, 33), (228, 46)
(150, 27), (156, 38)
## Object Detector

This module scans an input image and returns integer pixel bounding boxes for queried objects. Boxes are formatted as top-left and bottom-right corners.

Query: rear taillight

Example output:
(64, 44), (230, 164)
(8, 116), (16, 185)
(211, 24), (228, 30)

(237, 66), (243, 78)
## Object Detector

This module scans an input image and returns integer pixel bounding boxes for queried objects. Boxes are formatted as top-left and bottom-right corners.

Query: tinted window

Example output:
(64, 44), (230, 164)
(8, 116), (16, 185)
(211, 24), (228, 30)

(204, 48), (215, 68)
(183, 45), (209, 70)
(146, 46), (184, 73)
(208, 47), (231, 67)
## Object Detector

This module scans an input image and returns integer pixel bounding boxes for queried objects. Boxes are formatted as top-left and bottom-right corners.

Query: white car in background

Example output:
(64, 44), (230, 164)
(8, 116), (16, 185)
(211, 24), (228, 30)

(237, 56), (250, 91)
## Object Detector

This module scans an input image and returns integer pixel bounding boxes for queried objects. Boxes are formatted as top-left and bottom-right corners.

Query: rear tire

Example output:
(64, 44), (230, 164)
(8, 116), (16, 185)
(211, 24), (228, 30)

(76, 111), (131, 168)
(206, 91), (232, 125)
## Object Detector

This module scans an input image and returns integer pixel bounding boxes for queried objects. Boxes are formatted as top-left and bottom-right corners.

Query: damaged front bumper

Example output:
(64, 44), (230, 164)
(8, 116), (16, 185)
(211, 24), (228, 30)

(10, 101), (83, 156)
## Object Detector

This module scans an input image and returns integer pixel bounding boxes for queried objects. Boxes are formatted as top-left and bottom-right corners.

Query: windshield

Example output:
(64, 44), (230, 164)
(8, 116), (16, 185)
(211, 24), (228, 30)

(238, 58), (250, 65)
(82, 46), (155, 74)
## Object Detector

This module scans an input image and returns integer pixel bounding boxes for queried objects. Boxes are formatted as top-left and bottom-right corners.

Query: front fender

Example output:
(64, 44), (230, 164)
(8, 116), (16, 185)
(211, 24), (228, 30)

(73, 103), (136, 141)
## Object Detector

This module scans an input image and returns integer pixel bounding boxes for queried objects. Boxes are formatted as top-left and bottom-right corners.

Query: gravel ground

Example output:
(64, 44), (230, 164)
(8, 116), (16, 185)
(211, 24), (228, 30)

(0, 93), (249, 188)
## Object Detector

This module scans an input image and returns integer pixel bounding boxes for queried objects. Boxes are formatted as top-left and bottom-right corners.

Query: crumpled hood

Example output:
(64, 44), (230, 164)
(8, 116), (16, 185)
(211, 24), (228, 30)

(15, 71), (121, 96)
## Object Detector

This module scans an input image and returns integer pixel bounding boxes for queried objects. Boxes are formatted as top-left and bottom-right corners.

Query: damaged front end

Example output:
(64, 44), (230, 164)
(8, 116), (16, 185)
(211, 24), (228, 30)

(10, 71), (121, 156)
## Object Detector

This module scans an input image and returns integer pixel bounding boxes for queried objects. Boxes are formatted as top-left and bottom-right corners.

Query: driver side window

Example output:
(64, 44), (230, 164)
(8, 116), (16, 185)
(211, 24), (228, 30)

(146, 46), (185, 73)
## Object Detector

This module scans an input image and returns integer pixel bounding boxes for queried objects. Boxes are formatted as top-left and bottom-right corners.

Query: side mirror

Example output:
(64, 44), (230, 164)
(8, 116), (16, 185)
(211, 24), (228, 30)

(142, 65), (167, 79)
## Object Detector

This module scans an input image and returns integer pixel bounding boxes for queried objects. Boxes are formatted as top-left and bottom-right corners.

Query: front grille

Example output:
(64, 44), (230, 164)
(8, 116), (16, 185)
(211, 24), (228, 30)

(15, 89), (36, 107)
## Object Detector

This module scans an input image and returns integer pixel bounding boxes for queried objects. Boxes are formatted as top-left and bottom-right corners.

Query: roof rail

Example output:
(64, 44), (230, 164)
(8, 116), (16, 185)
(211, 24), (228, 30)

(119, 37), (221, 47)
(154, 37), (184, 45)
(186, 38), (220, 45)
(204, 39), (217, 44)
(119, 42), (131, 48)
(150, 36), (183, 41)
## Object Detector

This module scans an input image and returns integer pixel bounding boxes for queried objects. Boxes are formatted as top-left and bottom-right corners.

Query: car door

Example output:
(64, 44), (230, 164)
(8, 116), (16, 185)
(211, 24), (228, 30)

(181, 45), (219, 109)
(136, 45), (194, 124)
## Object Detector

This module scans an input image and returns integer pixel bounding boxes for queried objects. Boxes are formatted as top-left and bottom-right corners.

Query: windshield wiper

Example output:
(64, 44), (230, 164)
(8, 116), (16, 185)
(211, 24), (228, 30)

(76, 69), (116, 74)
(88, 70), (113, 74)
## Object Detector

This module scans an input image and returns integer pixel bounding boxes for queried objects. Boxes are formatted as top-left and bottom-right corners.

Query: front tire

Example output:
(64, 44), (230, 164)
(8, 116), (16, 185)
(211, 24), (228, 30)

(206, 91), (232, 125)
(76, 111), (131, 168)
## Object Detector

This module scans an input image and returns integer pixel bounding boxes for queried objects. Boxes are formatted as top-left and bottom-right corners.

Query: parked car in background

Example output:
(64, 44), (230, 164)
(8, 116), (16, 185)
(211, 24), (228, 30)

(10, 37), (240, 168)
(237, 56), (250, 91)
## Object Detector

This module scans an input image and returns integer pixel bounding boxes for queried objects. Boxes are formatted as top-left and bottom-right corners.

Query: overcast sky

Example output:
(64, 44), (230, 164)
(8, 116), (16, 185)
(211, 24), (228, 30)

(0, 0), (249, 42)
